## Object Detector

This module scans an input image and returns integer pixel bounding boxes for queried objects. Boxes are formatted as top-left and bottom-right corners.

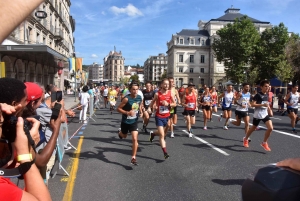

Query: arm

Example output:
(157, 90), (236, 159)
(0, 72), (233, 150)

(148, 93), (158, 110)
(181, 94), (187, 107)
(170, 94), (176, 108)
(284, 93), (292, 106)
(218, 93), (224, 106)
(277, 158), (300, 171)
(117, 98), (129, 115)
(175, 90), (181, 105)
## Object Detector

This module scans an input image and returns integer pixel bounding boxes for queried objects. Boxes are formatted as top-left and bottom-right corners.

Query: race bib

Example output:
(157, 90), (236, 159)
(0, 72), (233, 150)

(127, 110), (138, 119)
(145, 100), (151, 106)
(261, 101), (268, 108)
(225, 98), (232, 107)
(187, 103), (195, 108)
(110, 96), (114, 99)
(159, 106), (169, 114)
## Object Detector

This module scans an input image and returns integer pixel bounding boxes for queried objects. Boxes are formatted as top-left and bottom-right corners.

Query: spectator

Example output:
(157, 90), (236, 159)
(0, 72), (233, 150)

(79, 86), (90, 123)
(277, 90), (284, 113)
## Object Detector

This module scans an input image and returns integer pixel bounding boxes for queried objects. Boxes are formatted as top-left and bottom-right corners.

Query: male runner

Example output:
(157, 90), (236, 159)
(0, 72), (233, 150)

(218, 84), (235, 130)
(121, 84), (129, 99)
(284, 84), (299, 133)
(168, 77), (181, 138)
(243, 80), (273, 151)
(142, 81), (155, 133)
(103, 85), (109, 108)
(117, 82), (143, 165)
(210, 86), (218, 120)
(148, 79), (176, 159)
(182, 82), (198, 136)
(231, 83), (251, 136)
(108, 86), (118, 114)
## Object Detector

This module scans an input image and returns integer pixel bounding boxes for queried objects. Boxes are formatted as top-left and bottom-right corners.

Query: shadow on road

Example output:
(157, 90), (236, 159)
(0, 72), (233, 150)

(212, 178), (245, 186)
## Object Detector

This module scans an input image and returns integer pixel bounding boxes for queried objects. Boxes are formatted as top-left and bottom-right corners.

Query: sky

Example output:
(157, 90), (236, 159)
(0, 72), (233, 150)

(70, 0), (300, 66)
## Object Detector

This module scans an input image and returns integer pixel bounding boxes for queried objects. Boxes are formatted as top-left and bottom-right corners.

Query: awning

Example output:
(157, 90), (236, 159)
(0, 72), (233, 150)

(0, 45), (69, 68)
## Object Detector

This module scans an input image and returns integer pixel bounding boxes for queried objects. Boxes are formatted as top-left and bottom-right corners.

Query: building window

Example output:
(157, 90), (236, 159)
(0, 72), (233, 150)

(200, 68), (204, 73)
(179, 68), (183, 73)
(201, 78), (204, 86)
(190, 55), (194, 63)
(202, 40), (205, 46)
(189, 68), (193, 73)
(179, 55), (183, 62)
(179, 38), (183, 44)
(189, 78), (193, 83)
(190, 38), (194, 45)
(201, 55), (205, 63)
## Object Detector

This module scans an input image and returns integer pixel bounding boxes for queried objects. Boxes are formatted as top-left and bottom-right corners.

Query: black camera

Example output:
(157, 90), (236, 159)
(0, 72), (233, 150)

(1, 115), (32, 143)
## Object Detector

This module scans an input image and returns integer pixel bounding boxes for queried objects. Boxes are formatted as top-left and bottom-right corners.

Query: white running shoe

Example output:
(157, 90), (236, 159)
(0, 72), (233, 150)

(189, 133), (193, 138)
(83, 120), (88, 124)
(218, 114), (223, 122)
(223, 126), (228, 130)
(170, 133), (174, 138)
(203, 126), (207, 130)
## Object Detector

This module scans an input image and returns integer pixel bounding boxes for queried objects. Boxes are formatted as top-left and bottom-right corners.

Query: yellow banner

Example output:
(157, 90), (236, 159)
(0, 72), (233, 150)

(72, 58), (75, 72)
(0, 62), (5, 78)
(76, 58), (83, 72)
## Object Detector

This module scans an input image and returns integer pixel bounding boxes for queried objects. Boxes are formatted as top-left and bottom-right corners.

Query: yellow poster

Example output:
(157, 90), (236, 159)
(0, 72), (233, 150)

(0, 62), (5, 78)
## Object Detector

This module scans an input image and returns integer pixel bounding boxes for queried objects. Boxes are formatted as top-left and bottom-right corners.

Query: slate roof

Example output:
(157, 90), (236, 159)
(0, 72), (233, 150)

(210, 8), (270, 24)
(176, 29), (210, 37)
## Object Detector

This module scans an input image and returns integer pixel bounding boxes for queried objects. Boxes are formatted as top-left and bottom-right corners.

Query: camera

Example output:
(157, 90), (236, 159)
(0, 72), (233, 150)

(1, 115), (32, 143)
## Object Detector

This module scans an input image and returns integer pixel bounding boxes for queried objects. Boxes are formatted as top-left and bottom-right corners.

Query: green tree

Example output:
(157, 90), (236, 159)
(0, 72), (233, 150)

(130, 74), (140, 84)
(212, 16), (260, 85)
(160, 69), (167, 80)
(252, 23), (291, 82)
(119, 77), (130, 85)
(286, 33), (300, 83)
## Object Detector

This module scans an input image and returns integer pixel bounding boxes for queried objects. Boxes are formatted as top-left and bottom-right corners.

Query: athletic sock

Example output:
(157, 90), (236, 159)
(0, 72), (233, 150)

(162, 147), (167, 154)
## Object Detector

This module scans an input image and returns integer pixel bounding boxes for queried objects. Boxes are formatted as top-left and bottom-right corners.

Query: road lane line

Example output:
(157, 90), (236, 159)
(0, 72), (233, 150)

(62, 136), (84, 201)
(182, 130), (230, 156)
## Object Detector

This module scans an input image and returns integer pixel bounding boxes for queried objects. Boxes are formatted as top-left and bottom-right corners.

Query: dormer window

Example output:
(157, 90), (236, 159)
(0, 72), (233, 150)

(190, 37), (195, 45)
(179, 38), (184, 44)
(202, 39), (205, 46)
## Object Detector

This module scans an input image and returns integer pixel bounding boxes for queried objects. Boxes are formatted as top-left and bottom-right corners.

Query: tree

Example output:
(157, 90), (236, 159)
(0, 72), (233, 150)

(286, 33), (300, 83)
(252, 23), (291, 82)
(129, 74), (140, 84)
(119, 77), (130, 85)
(212, 16), (260, 85)
(160, 69), (167, 80)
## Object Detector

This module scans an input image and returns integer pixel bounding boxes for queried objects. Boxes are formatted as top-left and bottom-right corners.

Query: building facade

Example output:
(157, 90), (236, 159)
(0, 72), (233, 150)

(103, 50), (125, 82)
(166, 7), (271, 88)
(0, 0), (75, 90)
(88, 62), (103, 83)
(143, 53), (167, 82)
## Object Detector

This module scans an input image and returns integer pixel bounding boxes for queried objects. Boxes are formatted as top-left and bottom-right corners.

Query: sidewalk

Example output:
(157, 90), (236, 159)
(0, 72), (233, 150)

(63, 94), (79, 110)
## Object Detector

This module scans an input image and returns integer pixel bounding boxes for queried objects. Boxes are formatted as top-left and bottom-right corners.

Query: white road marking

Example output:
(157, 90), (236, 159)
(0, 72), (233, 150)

(210, 113), (300, 139)
(182, 130), (230, 156)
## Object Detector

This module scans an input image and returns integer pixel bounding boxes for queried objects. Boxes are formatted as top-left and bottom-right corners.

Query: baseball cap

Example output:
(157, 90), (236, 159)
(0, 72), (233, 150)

(24, 82), (43, 104)
(188, 82), (195, 87)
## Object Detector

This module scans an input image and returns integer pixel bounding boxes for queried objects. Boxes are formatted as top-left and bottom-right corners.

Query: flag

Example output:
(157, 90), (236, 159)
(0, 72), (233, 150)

(72, 58), (75, 72)
(69, 58), (73, 72)
(0, 62), (5, 78)
(76, 58), (83, 72)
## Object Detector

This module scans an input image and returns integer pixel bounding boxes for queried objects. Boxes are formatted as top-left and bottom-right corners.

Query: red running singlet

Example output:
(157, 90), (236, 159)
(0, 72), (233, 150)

(156, 90), (172, 118)
(185, 92), (197, 110)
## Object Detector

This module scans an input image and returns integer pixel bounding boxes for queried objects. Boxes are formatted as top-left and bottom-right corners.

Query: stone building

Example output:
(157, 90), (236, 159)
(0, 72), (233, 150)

(0, 0), (75, 90)
(143, 53), (167, 82)
(166, 7), (271, 88)
(103, 49), (125, 82)
(88, 62), (103, 84)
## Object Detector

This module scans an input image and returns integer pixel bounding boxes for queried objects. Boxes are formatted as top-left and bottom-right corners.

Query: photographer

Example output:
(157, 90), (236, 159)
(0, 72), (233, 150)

(0, 103), (51, 200)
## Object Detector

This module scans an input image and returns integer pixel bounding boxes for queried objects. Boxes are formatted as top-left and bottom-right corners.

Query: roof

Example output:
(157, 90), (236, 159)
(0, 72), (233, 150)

(176, 29), (209, 37)
(209, 8), (270, 24)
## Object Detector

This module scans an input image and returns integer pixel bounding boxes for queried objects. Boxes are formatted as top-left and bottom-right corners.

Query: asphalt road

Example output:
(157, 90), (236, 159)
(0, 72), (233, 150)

(48, 102), (300, 201)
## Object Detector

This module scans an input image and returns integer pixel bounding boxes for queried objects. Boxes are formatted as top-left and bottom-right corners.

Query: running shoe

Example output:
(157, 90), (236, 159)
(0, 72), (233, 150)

(189, 133), (193, 138)
(149, 131), (154, 142)
(243, 137), (249, 148)
(223, 126), (228, 130)
(118, 128), (122, 139)
(144, 127), (148, 133)
(170, 133), (174, 138)
(83, 120), (88, 124)
(203, 126), (207, 130)
(281, 111), (286, 116)
(164, 153), (170, 159)
(292, 129), (297, 134)
(131, 158), (138, 165)
(255, 126), (260, 131)
(261, 142), (271, 151)
(142, 125), (146, 132)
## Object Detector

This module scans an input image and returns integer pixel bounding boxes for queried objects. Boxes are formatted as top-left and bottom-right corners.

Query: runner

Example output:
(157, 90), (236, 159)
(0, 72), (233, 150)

(218, 84), (235, 130)
(121, 84), (129, 99)
(142, 81), (155, 133)
(103, 85), (109, 108)
(108, 86), (118, 115)
(168, 77), (181, 138)
(181, 82), (198, 136)
(148, 79), (176, 159)
(117, 82), (143, 165)
(199, 86), (211, 130)
(231, 83), (251, 136)
(243, 80), (273, 151)
(210, 86), (218, 120)
(284, 84), (299, 133)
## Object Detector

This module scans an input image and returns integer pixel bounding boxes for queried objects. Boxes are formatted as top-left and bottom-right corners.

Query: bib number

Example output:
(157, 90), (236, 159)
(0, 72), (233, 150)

(159, 106), (169, 114)
(145, 100), (151, 106)
(187, 103), (195, 109)
(127, 110), (138, 119)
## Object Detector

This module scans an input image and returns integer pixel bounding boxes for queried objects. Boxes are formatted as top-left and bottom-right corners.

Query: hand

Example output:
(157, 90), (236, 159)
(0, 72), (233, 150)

(50, 109), (62, 131)
(128, 110), (136, 117)
(66, 109), (75, 117)
(264, 103), (269, 107)
(147, 108), (152, 114)
(277, 158), (300, 171)
(26, 117), (41, 145)
(12, 117), (30, 155)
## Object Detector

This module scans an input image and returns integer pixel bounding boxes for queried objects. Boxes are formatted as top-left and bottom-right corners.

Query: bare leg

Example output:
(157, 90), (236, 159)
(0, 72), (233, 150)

(131, 131), (138, 158)
(263, 120), (273, 142)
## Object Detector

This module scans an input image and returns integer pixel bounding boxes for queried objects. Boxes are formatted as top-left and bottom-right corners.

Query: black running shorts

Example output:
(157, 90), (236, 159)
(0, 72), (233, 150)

(235, 110), (249, 119)
(202, 105), (210, 111)
(252, 116), (271, 126)
(121, 121), (138, 134)
(287, 108), (298, 115)
(183, 109), (195, 117)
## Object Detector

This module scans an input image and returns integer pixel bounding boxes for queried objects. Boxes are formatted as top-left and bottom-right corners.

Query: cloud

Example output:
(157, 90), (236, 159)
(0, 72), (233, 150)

(110, 4), (143, 17)
(91, 54), (98, 58)
(84, 13), (98, 21)
(101, 11), (106, 15)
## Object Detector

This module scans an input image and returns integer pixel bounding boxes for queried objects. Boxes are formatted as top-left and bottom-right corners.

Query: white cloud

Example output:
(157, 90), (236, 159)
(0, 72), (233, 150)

(110, 4), (143, 17)
(85, 13), (98, 21)
(101, 11), (106, 15)
(91, 54), (98, 58)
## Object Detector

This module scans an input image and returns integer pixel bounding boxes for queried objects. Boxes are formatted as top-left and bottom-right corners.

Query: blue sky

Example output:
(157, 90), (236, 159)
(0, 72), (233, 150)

(71, 0), (300, 66)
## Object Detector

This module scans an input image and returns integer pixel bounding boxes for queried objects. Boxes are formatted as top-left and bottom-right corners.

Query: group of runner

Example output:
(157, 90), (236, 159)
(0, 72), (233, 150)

(101, 78), (300, 165)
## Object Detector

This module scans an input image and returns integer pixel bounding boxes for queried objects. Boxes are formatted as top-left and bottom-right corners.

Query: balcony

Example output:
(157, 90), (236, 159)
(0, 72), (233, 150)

(54, 28), (63, 40)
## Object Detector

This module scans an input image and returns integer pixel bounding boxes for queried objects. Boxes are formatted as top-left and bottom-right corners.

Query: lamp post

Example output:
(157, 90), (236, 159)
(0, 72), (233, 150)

(199, 75), (201, 89)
